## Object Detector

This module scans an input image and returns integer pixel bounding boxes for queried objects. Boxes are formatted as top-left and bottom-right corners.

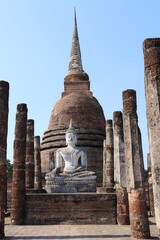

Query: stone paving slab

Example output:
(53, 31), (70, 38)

(4, 217), (159, 240)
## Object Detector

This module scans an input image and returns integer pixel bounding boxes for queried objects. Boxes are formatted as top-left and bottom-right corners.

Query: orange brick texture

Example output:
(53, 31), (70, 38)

(25, 119), (34, 188)
(34, 136), (42, 190)
(116, 184), (130, 225)
(129, 188), (150, 239)
(11, 104), (27, 225)
(122, 89), (150, 238)
(25, 193), (117, 225)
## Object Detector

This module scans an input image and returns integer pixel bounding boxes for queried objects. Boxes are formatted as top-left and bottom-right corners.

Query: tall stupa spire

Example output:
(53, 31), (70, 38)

(64, 8), (89, 89)
(68, 8), (84, 75)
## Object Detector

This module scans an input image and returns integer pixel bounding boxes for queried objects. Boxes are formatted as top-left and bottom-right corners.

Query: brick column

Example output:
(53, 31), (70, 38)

(143, 38), (160, 236)
(123, 89), (150, 239)
(113, 111), (129, 225)
(11, 104), (27, 225)
(0, 81), (9, 238)
(25, 119), (34, 188)
(34, 136), (42, 190)
(144, 170), (150, 214)
(147, 153), (154, 216)
(103, 139), (106, 180)
(103, 120), (114, 188)
(128, 188), (150, 239)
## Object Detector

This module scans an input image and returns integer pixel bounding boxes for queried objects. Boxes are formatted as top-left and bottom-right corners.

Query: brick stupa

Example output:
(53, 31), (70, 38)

(41, 10), (105, 185)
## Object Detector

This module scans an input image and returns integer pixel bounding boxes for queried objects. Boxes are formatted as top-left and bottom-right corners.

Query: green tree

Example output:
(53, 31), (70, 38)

(6, 159), (13, 172)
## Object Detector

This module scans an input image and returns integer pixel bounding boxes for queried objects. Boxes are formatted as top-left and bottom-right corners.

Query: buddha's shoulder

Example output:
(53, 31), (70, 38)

(56, 147), (67, 153)
(56, 147), (86, 154)
(74, 147), (86, 154)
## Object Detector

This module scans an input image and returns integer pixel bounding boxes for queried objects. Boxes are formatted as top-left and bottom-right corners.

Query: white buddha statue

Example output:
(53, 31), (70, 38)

(45, 120), (96, 182)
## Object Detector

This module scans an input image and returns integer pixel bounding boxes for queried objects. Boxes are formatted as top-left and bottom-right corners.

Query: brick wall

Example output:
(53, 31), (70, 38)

(25, 193), (117, 225)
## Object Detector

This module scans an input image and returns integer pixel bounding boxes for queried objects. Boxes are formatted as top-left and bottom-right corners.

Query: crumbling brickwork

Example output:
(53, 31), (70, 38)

(25, 119), (34, 188)
(147, 153), (155, 216)
(128, 188), (150, 239)
(34, 136), (42, 190)
(25, 193), (117, 225)
(143, 38), (160, 236)
(11, 104), (27, 225)
(123, 89), (150, 239)
(103, 120), (114, 188)
(113, 111), (129, 225)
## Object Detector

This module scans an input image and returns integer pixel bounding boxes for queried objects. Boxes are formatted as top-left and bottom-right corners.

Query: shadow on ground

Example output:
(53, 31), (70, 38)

(5, 235), (131, 239)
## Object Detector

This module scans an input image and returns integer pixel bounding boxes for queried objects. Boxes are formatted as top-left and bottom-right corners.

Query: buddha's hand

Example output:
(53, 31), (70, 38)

(45, 167), (61, 180)
(73, 166), (86, 173)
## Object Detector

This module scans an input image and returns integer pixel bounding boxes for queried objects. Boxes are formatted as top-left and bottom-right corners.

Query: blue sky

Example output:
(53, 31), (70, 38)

(0, 0), (160, 167)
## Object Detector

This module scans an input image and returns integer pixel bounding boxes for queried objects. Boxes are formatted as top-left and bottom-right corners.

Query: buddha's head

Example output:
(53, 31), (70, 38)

(65, 120), (77, 146)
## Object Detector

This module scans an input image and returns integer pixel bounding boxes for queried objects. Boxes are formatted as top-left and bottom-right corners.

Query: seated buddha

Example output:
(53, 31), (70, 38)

(45, 120), (96, 193)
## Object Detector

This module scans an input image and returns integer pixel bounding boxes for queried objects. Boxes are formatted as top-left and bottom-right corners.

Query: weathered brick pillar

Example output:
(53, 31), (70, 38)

(123, 89), (150, 239)
(103, 120), (114, 188)
(113, 111), (129, 225)
(103, 139), (106, 177)
(25, 119), (34, 188)
(143, 38), (160, 236)
(34, 136), (42, 190)
(144, 170), (150, 213)
(11, 104), (27, 225)
(147, 153), (154, 216)
(0, 81), (9, 238)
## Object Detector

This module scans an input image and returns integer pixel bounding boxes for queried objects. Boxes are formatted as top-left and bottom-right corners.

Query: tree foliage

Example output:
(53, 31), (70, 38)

(6, 159), (13, 172)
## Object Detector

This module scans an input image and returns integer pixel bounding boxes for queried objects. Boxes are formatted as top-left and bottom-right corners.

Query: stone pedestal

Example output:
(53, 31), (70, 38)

(45, 178), (96, 193)
(25, 193), (116, 225)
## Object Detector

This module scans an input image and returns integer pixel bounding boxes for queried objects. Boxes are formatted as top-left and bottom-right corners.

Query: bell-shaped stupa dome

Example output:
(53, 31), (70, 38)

(41, 10), (105, 185)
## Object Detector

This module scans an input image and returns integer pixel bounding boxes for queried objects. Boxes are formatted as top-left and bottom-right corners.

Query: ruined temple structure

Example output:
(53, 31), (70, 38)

(41, 10), (105, 185)
(19, 10), (116, 225)
(2, 10), (160, 240)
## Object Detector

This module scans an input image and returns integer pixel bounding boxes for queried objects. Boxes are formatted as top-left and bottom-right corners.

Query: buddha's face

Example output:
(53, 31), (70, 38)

(66, 132), (77, 146)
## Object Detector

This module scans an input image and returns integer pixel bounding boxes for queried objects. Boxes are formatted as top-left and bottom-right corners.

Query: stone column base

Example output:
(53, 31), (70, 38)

(128, 187), (150, 239)
(116, 184), (130, 225)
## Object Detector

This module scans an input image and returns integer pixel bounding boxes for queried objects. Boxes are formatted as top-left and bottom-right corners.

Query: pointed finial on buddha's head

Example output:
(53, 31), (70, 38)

(66, 119), (76, 134)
